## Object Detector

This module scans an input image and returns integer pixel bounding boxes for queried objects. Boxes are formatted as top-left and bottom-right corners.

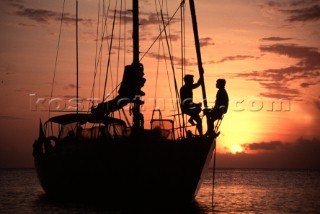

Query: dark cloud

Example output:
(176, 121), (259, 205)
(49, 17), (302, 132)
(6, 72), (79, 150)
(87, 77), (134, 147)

(146, 52), (197, 67)
(168, 34), (181, 42)
(301, 82), (310, 88)
(314, 98), (320, 111)
(113, 9), (178, 27)
(215, 55), (256, 64)
(258, 43), (320, 83)
(244, 141), (283, 151)
(68, 84), (76, 89)
(259, 92), (297, 99)
(259, 82), (300, 98)
(17, 22), (37, 27)
(107, 10), (174, 27)
(300, 82), (318, 88)
(233, 43), (320, 99)
(281, 5), (320, 22)
(7, 0), (24, 2)
(261, 37), (294, 41)
(150, 33), (180, 42)
(104, 10), (180, 50)
(289, 0), (320, 7)
(200, 37), (215, 47)
(63, 83), (77, 90)
(15, 87), (33, 93)
(9, 1), (92, 25)
(140, 13), (160, 26)
(16, 8), (59, 23)
(260, 44), (320, 69)
(262, 0), (320, 23)
(104, 10), (133, 26)
(217, 138), (320, 169)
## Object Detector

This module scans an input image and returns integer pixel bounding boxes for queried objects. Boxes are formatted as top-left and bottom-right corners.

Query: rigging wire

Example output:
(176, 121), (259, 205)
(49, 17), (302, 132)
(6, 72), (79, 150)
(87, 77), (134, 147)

(180, 1), (186, 137)
(164, 1), (174, 64)
(153, 0), (186, 138)
(159, 4), (183, 136)
(49, 0), (66, 118)
(76, 0), (79, 115)
(154, 1), (174, 113)
(100, 0), (109, 101)
(102, 0), (118, 101)
(116, 0), (123, 119)
(123, 1), (126, 67)
(99, 0), (106, 100)
(89, 0), (111, 108)
(139, 0), (185, 62)
(153, 0), (164, 109)
(153, 9), (160, 109)
(165, 0), (184, 137)
(89, 0), (188, 131)
(91, 0), (101, 105)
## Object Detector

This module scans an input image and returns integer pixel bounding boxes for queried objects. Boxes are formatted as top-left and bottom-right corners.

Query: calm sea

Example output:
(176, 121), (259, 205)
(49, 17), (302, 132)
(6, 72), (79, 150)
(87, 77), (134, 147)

(1, 168), (320, 213)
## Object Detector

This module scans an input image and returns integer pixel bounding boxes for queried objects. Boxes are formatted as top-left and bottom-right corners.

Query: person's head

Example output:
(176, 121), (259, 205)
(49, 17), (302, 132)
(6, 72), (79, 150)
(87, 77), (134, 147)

(184, 74), (194, 85)
(216, 79), (226, 89)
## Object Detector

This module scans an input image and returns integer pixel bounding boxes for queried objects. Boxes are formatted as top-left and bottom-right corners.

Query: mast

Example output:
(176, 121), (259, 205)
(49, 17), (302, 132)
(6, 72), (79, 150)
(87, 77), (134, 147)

(189, 0), (208, 109)
(133, 0), (139, 65)
(132, 0), (144, 130)
(76, 0), (79, 115)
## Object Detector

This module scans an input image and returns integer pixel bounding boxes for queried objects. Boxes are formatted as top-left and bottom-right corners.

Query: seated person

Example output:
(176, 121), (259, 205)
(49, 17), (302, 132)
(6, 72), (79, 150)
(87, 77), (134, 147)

(180, 74), (203, 136)
(206, 79), (229, 136)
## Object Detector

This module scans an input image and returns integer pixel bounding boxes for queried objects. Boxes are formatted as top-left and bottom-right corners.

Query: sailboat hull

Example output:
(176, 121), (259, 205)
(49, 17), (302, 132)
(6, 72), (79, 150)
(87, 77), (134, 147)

(34, 134), (214, 203)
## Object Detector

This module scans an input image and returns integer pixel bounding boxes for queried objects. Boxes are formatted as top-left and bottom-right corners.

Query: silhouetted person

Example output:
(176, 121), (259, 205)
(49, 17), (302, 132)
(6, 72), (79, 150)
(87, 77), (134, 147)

(206, 79), (229, 136)
(180, 74), (203, 136)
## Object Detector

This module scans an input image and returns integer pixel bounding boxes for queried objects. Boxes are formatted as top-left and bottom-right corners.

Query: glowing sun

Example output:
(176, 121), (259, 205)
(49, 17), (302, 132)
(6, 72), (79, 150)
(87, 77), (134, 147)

(230, 144), (243, 154)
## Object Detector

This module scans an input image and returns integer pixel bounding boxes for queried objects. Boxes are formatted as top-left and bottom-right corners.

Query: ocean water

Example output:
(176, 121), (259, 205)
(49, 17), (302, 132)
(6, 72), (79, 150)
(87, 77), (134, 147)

(1, 169), (320, 213)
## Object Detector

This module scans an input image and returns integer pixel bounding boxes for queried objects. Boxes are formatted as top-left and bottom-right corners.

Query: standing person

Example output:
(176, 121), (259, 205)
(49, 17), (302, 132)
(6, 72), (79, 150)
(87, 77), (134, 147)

(206, 79), (229, 136)
(180, 74), (203, 136)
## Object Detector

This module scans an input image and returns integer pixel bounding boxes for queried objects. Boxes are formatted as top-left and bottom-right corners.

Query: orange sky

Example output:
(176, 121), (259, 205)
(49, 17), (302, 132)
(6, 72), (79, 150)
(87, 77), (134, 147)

(0, 0), (319, 168)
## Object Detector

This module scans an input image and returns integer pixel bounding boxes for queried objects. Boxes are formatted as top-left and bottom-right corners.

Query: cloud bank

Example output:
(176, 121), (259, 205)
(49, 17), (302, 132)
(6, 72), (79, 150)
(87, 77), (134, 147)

(218, 138), (320, 169)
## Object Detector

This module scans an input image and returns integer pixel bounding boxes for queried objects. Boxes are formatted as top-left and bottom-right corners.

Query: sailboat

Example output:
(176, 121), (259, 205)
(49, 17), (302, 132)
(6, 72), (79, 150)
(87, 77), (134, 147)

(33, 0), (220, 203)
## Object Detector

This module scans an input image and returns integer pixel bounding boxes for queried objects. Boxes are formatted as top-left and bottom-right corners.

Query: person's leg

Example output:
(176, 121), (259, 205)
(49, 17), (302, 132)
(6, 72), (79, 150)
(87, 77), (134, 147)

(188, 117), (196, 125)
(194, 114), (203, 136)
(184, 108), (196, 126)
(206, 108), (221, 135)
(206, 115), (214, 135)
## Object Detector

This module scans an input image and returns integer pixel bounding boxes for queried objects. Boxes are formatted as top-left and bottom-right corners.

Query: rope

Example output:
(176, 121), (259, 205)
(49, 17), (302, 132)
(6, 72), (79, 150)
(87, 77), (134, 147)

(212, 144), (217, 207)
(212, 117), (223, 206)
(49, 0), (66, 118)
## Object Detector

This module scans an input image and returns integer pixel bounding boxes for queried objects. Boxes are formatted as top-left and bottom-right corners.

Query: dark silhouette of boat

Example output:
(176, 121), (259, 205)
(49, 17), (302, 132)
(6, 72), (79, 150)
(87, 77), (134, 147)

(33, 0), (219, 203)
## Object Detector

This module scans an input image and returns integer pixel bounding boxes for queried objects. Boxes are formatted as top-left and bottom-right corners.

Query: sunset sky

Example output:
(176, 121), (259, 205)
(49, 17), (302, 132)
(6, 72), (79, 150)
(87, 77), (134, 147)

(0, 0), (319, 169)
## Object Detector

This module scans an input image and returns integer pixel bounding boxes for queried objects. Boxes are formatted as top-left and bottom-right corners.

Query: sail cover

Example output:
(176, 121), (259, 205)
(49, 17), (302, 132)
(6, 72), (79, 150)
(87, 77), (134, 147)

(92, 63), (146, 116)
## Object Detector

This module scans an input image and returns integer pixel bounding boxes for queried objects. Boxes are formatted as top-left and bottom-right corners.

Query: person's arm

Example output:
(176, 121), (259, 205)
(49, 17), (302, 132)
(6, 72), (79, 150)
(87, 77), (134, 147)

(192, 78), (201, 89)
